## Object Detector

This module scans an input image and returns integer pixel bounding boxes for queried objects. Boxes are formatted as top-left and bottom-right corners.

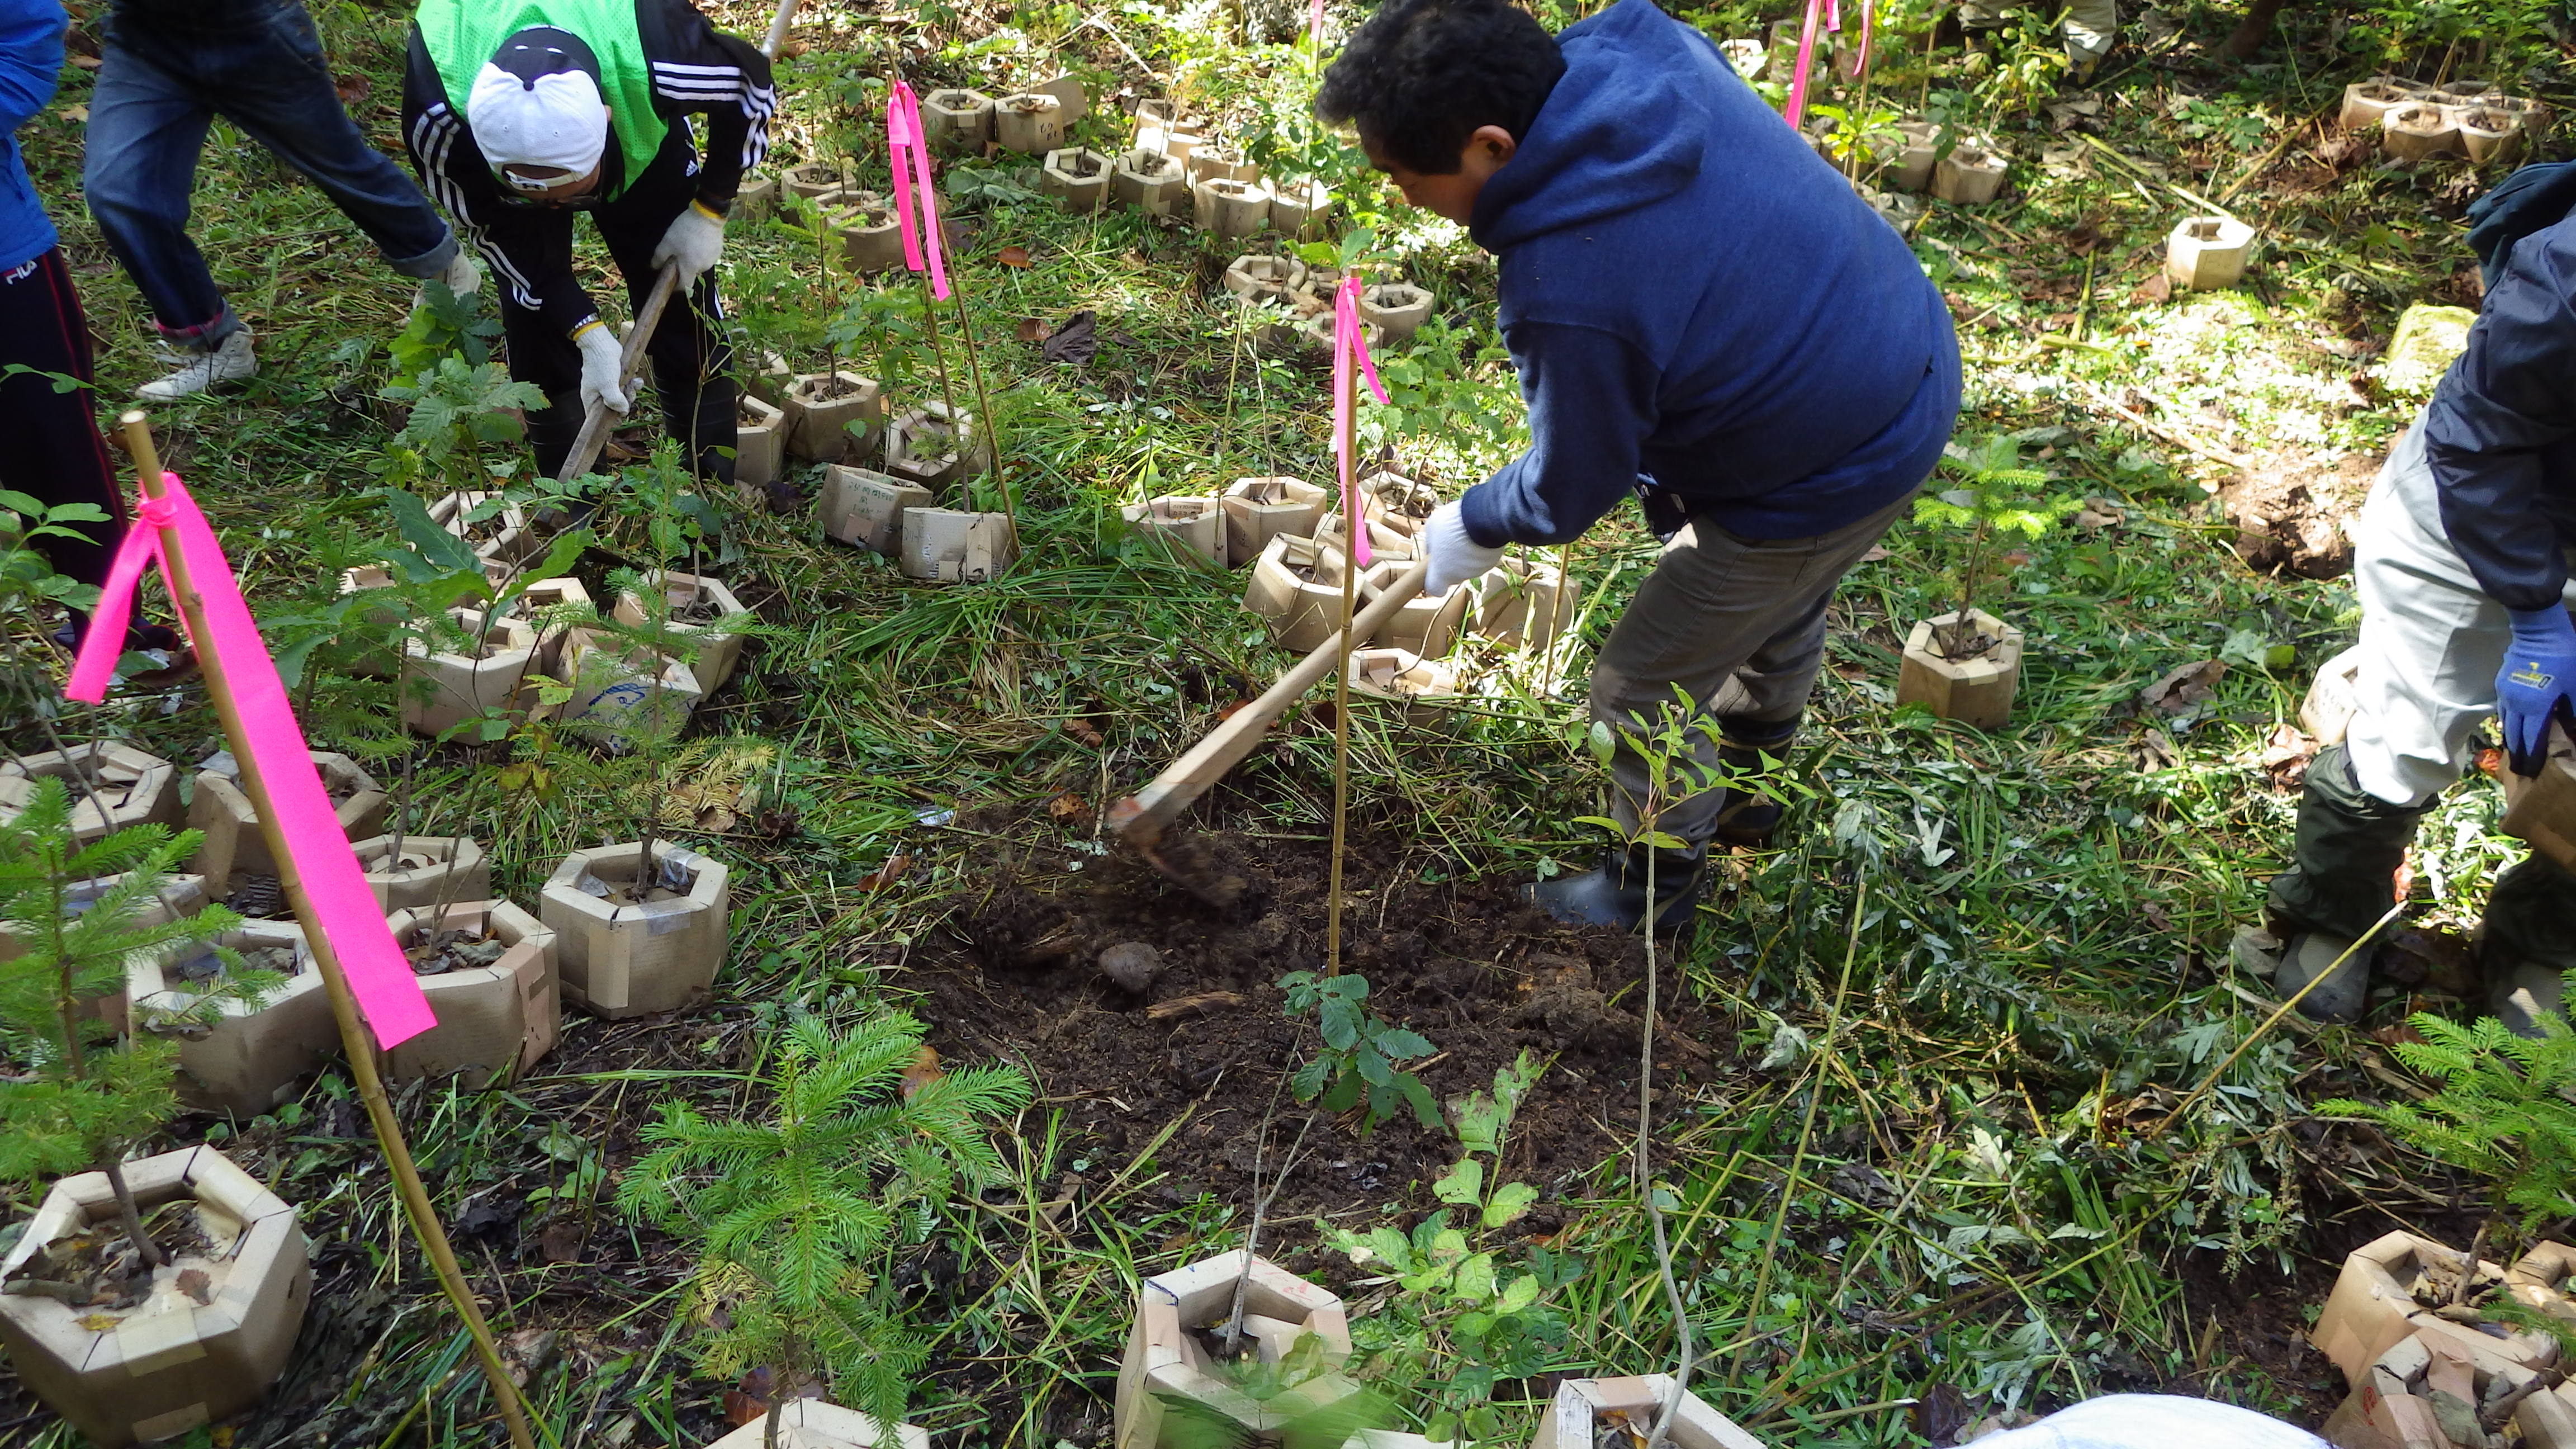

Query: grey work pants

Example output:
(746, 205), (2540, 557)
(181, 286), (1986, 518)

(1590, 492), (1915, 844)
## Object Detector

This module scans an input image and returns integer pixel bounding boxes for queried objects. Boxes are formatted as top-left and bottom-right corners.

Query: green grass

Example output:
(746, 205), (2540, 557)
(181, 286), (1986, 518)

(3, 0), (2568, 1443)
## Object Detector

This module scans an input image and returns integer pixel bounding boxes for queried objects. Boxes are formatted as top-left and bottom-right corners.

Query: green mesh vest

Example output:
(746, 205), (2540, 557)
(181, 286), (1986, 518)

(419, 0), (667, 200)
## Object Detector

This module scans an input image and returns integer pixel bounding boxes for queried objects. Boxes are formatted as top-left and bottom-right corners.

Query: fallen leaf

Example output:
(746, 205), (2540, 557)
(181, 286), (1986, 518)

(2131, 272), (2174, 305)
(855, 854), (910, 891)
(998, 245), (1032, 268)
(2373, 1022), (2428, 1047)
(2138, 659), (2226, 715)
(335, 73), (371, 107)
(1046, 791), (1091, 821)
(2143, 901), (2173, 932)
(1858, 545), (1891, 562)
(78, 1313), (121, 1331)
(2001, 549), (2032, 569)
(1065, 717), (1105, 747)
(900, 1044), (943, 1101)
(1041, 310), (1098, 366)
(2133, 726), (2180, 771)
(2074, 500), (2124, 529)
(538, 1219), (585, 1265)
(175, 1268), (211, 1305)
(1214, 698), (1252, 721)
(503, 1328), (561, 1386)
(1016, 317), (1051, 343)
(57, 103), (86, 122)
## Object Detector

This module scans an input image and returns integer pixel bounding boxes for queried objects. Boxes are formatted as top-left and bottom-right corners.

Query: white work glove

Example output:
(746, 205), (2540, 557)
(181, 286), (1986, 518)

(1421, 499), (1505, 594)
(650, 201), (726, 283)
(575, 323), (630, 415)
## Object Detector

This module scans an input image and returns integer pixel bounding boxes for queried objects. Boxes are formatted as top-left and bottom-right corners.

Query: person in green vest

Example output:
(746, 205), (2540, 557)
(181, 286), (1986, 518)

(401, 0), (773, 487)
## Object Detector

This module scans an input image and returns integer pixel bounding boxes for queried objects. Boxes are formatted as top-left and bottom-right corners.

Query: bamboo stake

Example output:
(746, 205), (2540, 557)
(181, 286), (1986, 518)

(1324, 353), (1357, 978)
(948, 292), (1014, 524)
(117, 412), (537, 1449)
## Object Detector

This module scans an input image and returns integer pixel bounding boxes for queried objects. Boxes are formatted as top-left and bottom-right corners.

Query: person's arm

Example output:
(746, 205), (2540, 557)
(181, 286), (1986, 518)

(0, 0), (67, 139)
(1457, 320), (1663, 547)
(401, 30), (601, 340)
(2419, 221), (2576, 612)
(638, 0), (774, 216)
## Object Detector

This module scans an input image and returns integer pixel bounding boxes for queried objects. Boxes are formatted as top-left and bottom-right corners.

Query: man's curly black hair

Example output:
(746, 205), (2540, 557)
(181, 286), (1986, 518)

(1313, 0), (1566, 176)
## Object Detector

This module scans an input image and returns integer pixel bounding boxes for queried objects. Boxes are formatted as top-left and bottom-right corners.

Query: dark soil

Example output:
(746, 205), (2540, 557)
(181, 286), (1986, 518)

(808, 376), (862, 402)
(905, 829), (1738, 1225)
(225, 872), (289, 919)
(2221, 448), (2380, 580)
(173, 940), (299, 984)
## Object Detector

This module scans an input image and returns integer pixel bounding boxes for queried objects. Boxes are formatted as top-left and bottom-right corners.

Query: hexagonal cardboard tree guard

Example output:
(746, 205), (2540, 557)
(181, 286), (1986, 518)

(922, 88), (995, 151)
(352, 834), (491, 913)
(382, 900), (560, 1088)
(1530, 1376), (1768, 1449)
(899, 509), (1017, 584)
(1243, 534), (1354, 654)
(822, 465), (934, 555)
(1122, 496), (1227, 565)
(0, 743), (181, 846)
(1349, 647), (1463, 724)
(2501, 719), (2576, 875)
(1115, 1251), (1358, 1449)
(1220, 477), (1324, 567)
(737, 393), (787, 491)
(704, 1400), (933, 1449)
(2313, 1229), (2559, 1389)
(561, 629), (705, 744)
(541, 842), (730, 1020)
(1893, 610), (2023, 731)
(1473, 556), (1571, 650)
(994, 93), (1067, 154)
(127, 920), (334, 1118)
(788, 371), (885, 463)
(613, 570), (752, 694)
(0, 1146), (311, 1448)
(401, 610), (540, 740)
(1042, 148), (1114, 213)
(1360, 560), (1470, 658)
(187, 750), (386, 889)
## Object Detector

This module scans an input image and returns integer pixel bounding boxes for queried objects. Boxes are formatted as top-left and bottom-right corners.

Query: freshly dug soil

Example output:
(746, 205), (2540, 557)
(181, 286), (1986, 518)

(2221, 449), (2380, 580)
(904, 830), (1737, 1223)
(404, 927), (509, 977)
(808, 376), (863, 402)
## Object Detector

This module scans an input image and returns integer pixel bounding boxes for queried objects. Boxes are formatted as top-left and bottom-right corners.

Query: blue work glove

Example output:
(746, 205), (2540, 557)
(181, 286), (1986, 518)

(2497, 604), (2576, 776)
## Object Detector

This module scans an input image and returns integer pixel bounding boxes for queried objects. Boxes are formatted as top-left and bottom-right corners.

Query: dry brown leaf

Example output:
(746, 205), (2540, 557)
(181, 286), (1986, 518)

(1016, 318), (1051, 343)
(1065, 717), (1105, 747)
(900, 1044), (944, 1101)
(855, 854), (910, 891)
(2138, 659), (2226, 715)
(1046, 792), (1092, 826)
(175, 1268), (211, 1305)
(2131, 272), (2174, 305)
(539, 1219), (586, 1265)
(998, 245), (1033, 268)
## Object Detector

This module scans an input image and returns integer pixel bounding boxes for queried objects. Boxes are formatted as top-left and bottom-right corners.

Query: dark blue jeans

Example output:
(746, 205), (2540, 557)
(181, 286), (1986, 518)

(83, 0), (455, 349)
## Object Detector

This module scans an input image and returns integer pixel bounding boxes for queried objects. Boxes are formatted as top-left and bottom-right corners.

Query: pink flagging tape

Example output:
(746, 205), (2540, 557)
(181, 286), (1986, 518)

(1784, 0), (1822, 130)
(886, 81), (951, 301)
(1856, 0), (1873, 76)
(1329, 277), (1391, 569)
(64, 475), (437, 1049)
(1308, 0), (1325, 48)
(1826, 0), (1840, 32)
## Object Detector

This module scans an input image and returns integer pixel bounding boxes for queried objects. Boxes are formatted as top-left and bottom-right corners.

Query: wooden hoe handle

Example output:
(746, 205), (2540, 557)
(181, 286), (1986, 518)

(555, 263), (682, 486)
(1110, 556), (1433, 848)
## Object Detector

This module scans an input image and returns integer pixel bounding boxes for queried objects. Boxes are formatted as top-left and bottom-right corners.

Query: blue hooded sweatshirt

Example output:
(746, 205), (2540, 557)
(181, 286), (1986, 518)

(0, 0), (63, 273)
(1457, 0), (1961, 548)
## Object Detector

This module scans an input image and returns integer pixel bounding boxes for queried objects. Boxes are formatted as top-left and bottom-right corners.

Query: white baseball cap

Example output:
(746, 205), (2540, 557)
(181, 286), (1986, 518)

(468, 27), (610, 188)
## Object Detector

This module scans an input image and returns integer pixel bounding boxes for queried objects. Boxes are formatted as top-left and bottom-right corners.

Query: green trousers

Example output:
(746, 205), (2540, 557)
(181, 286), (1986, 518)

(2268, 743), (2576, 975)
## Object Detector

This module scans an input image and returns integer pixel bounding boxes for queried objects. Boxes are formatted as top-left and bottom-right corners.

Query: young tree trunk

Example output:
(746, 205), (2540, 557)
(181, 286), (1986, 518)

(99, 1154), (164, 1272)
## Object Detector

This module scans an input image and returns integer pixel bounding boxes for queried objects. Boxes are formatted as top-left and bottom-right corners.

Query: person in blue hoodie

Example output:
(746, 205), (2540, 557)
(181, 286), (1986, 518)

(1316, 0), (1961, 932)
(0, 0), (176, 655)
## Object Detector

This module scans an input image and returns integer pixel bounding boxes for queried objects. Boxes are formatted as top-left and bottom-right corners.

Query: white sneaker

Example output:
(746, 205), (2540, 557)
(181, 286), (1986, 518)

(411, 252), (484, 311)
(137, 328), (256, 401)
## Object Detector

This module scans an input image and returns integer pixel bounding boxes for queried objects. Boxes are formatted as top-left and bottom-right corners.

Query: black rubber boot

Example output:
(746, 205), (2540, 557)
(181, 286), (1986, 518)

(2484, 851), (2576, 1038)
(1710, 717), (1798, 849)
(2262, 744), (2428, 1019)
(1525, 842), (1704, 934)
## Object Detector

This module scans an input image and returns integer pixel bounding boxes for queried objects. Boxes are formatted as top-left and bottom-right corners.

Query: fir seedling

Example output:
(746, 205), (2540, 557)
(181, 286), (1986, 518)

(1910, 434), (2079, 660)
(2319, 983), (2576, 1228)
(0, 778), (256, 1270)
(1278, 971), (1439, 1134)
(617, 1007), (1030, 1447)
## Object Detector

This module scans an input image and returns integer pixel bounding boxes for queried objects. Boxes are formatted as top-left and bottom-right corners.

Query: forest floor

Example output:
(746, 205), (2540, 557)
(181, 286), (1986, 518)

(1, 0), (2564, 1445)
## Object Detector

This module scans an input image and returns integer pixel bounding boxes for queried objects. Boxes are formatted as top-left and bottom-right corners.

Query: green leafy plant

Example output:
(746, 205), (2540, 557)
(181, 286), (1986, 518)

(1911, 434), (2080, 660)
(387, 277), (503, 381)
(2319, 983), (2576, 1228)
(617, 1006), (1031, 1446)
(0, 779), (258, 1271)
(1278, 972), (1439, 1133)
(1326, 1053), (1580, 1436)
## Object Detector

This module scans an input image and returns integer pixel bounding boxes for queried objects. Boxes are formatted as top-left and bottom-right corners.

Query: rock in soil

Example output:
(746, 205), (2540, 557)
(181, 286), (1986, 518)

(1098, 941), (1162, 991)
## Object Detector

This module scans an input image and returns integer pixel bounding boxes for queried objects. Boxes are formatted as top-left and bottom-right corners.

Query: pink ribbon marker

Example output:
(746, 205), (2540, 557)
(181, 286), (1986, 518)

(1330, 277), (1391, 568)
(1784, 0), (1822, 130)
(66, 475), (437, 1049)
(1855, 0), (1873, 77)
(1309, 0), (1325, 49)
(886, 81), (950, 301)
